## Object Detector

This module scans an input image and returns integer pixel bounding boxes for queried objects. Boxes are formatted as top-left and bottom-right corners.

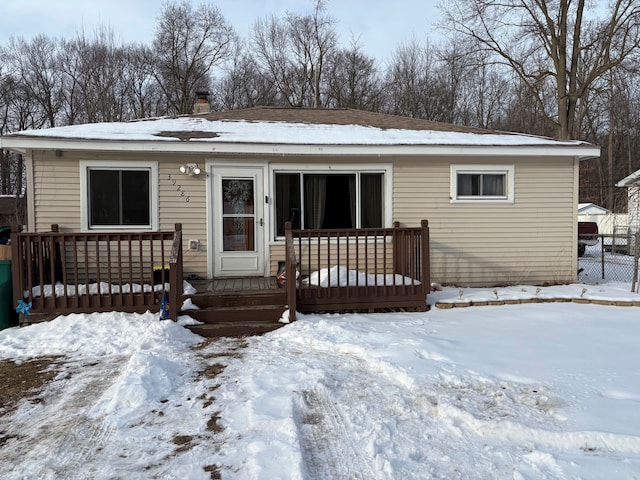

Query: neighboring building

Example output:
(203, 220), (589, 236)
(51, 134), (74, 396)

(617, 170), (640, 235)
(0, 107), (599, 287)
(578, 202), (609, 216)
(578, 202), (628, 236)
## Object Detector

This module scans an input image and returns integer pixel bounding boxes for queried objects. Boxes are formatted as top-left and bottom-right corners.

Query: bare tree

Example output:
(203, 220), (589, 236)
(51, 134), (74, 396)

(457, 56), (511, 129)
(59, 27), (131, 124)
(252, 0), (337, 108)
(214, 41), (278, 110)
(0, 71), (26, 196)
(384, 40), (449, 120)
(151, 1), (236, 114)
(495, 76), (557, 136)
(252, 14), (306, 106)
(286, 0), (337, 108)
(440, 0), (640, 140)
(3, 34), (64, 127)
(326, 40), (383, 110)
(121, 43), (166, 119)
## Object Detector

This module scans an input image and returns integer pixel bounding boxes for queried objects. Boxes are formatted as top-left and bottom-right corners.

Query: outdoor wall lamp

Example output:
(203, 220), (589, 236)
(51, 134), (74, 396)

(179, 163), (201, 176)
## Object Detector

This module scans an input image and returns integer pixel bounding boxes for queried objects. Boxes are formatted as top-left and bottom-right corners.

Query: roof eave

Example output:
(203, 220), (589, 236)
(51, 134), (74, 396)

(616, 169), (640, 187)
(0, 137), (601, 158)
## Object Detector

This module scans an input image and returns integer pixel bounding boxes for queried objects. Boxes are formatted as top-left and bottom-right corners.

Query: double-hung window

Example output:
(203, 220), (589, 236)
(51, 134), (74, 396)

(274, 169), (387, 236)
(80, 161), (158, 230)
(451, 165), (514, 203)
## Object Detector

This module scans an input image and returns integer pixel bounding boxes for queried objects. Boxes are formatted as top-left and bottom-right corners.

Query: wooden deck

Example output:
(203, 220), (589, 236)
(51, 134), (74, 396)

(284, 220), (430, 321)
(11, 220), (430, 337)
(10, 224), (184, 324)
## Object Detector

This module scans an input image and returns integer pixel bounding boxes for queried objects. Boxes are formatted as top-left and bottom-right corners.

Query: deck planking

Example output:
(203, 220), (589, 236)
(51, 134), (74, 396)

(191, 277), (281, 294)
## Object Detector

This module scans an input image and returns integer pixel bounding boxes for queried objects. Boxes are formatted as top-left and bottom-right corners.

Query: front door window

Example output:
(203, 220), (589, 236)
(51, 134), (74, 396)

(222, 178), (255, 251)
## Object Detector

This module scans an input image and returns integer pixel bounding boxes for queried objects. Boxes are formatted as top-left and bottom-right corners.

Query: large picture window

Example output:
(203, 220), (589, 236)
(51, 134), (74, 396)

(451, 165), (514, 203)
(80, 161), (158, 230)
(275, 171), (385, 236)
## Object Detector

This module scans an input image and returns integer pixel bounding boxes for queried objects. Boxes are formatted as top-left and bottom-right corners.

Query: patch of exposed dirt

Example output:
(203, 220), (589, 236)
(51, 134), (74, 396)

(0, 356), (64, 418)
(172, 434), (194, 453)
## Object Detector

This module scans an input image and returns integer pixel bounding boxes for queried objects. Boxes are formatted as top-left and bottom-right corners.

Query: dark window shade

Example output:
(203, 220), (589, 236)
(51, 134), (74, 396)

(89, 169), (150, 227)
(275, 172), (384, 234)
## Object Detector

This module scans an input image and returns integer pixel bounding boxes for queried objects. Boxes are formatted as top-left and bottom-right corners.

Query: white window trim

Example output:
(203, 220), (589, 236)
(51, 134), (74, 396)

(80, 160), (159, 231)
(450, 164), (515, 204)
(269, 163), (393, 240)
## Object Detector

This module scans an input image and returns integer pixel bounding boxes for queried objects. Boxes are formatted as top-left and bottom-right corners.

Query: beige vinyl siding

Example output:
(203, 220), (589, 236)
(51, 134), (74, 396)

(393, 156), (577, 286)
(31, 151), (82, 232)
(32, 150), (211, 279)
(32, 149), (579, 285)
(157, 162), (208, 277)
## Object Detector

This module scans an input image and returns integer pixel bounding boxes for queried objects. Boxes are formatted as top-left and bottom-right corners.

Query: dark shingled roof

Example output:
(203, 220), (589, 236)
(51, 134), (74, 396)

(182, 106), (499, 135)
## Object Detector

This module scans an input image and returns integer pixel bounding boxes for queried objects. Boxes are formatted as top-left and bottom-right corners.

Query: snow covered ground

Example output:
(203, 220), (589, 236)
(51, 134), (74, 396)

(1, 282), (640, 479)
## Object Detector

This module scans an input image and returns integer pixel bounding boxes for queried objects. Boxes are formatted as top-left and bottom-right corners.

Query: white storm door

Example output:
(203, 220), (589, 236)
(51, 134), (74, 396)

(213, 166), (265, 277)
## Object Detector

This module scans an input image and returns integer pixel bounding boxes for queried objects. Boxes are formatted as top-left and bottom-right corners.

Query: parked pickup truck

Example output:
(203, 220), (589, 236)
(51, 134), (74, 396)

(578, 221), (599, 257)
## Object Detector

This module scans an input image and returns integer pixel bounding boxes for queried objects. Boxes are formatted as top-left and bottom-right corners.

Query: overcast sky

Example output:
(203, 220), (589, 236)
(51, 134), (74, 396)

(0, 0), (443, 63)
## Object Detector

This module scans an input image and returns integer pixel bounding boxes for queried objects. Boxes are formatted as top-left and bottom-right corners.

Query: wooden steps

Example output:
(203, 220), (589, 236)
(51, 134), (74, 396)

(179, 282), (288, 337)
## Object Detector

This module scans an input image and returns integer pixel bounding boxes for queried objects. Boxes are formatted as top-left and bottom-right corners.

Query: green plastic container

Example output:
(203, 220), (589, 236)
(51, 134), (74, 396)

(0, 260), (13, 330)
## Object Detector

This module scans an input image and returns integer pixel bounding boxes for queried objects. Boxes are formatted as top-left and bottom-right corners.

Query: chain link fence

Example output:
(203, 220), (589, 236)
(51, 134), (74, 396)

(578, 232), (640, 290)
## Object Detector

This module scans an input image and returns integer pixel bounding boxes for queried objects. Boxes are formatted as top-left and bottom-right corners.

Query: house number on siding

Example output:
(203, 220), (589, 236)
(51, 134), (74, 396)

(167, 174), (191, 203)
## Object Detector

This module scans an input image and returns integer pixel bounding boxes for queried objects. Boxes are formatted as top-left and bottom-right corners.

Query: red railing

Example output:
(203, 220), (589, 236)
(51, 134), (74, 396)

(285, 220), (430, 321)
(10, 224), (183, 321)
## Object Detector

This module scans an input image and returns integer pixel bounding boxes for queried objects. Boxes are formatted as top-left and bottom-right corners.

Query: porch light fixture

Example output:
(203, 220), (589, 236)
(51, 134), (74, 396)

(179, 163), (202, 176)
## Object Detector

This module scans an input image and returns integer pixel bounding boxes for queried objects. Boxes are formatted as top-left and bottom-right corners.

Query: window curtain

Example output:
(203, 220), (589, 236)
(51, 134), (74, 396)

(305, 175), (326, 229)
(457, 174), (475, 196)
(360, 174), (382, 228)
(275, 173), (301, 236)
(483, 174), (504, 196)
(348, 175), (356, 227)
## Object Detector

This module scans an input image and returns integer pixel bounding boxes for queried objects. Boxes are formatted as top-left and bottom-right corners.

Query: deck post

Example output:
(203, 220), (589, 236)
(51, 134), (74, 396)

(10, 227), (21, 318)
(392, 221), (401, 274)
(285, 221), (297, 322)
(421, 219), (430, 304)
(169, 223), (183, 321)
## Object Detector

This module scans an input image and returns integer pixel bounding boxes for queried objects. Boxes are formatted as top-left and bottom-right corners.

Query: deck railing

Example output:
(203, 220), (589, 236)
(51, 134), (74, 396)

(10, 224), (183, 321)
(285, 220), (430, 321)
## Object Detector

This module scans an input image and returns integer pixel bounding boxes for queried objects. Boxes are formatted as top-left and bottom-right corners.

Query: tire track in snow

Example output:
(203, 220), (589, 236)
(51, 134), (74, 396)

(0, 357), (125, 479)
(293, 384), (379, 480)
(283, 333), (595, 479)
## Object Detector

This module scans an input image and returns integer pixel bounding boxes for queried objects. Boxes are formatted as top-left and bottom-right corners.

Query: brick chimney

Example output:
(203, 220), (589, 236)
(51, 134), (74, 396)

(193, 91), (211, 114)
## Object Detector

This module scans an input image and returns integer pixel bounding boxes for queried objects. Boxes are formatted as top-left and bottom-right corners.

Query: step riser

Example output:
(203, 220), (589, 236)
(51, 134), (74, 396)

(187, 323), (284, 338)
(183, 307), (286, 323)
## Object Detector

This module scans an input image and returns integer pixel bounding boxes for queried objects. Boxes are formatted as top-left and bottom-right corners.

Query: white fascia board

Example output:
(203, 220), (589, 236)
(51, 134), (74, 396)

(0, 136), (601, 159)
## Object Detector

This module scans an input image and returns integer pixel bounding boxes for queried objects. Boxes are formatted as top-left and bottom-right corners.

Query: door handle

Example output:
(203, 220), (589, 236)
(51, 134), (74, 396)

(259, 218), (263, 227)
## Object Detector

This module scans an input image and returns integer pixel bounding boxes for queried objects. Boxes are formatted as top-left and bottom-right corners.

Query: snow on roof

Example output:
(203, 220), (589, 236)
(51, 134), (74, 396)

(9, 115), (585, 147)
(578, 203), (610, 214)
(2, 107), (595, 150)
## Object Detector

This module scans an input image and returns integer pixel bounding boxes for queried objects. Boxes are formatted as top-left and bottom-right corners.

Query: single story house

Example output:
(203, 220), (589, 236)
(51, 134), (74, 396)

(0, 106), (599, 288)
